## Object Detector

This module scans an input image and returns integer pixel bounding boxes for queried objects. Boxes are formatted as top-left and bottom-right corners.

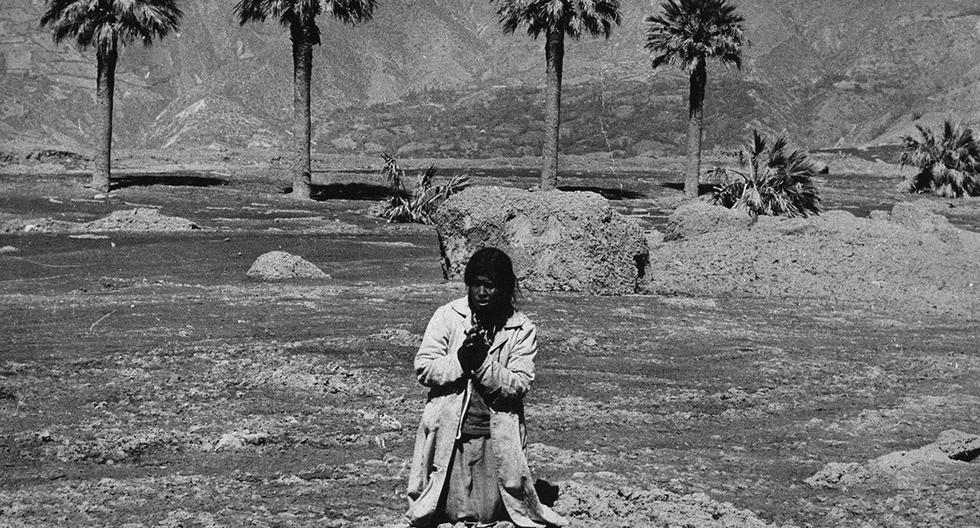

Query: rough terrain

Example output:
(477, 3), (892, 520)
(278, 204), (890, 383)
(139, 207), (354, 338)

(1, 149), (979, 527)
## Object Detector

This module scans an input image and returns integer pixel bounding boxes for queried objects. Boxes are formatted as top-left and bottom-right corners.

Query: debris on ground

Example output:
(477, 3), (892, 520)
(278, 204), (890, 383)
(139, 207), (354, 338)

(245, 251), (329, 281)
(435, 186), (648, 294)
(806, 429), (980, 489)
(1, 208), (199, 234)
(647, 200), (980, 318)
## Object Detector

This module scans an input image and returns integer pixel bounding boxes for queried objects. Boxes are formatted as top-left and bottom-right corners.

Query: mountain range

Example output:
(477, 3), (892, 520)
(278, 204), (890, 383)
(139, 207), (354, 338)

(2, 0), (979, 159)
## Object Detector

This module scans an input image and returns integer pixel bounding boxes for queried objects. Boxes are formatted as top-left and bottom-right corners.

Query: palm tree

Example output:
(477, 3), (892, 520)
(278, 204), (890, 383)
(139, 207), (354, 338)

(646, 0), (745, 198)
(494, 0), (622, 190)
(710, 130), (820, 218)
(40, 0), (182, 194)
(235, 0), (377, 200)
(899, 120), (980, 198)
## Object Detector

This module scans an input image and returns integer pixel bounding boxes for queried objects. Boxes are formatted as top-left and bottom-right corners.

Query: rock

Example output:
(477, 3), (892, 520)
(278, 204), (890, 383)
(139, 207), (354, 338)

(889, 200), (961, 246)
(433, 186), (648, 295)
(663, 200), (753, 241)
(0, 245), (18, 254)
(935, 428), (980, 461)
(214, 432), (245, 450)
(246, 251), (328, 281)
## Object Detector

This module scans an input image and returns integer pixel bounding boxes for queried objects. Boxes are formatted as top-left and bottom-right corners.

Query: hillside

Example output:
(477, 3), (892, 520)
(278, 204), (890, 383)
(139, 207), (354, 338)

(1, 0), (979, 158)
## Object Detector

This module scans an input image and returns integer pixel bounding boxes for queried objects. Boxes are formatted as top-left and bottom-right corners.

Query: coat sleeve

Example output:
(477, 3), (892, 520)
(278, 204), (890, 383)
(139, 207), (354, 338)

(472, 323), (537, 404)
(414, 306), (466, 387)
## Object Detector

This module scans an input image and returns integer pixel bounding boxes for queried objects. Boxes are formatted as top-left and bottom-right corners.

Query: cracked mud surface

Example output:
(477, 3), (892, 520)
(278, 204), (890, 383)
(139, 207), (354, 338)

(1, 158), (978, 527)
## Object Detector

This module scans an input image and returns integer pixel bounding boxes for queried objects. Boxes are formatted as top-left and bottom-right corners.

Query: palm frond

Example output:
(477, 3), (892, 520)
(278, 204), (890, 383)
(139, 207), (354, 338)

(41, 0), (182, 49)
(899, 120), (980, 197)
(378, 157), (470, 224)
(323, 0), (377, 25)
(493, 0), (621, 40)
(711, 130), (821, 218)
(645, 0), (745, 72)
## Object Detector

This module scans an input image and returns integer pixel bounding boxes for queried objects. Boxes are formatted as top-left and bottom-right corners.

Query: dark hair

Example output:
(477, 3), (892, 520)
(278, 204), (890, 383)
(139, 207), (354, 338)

(464, 247), (519, 306)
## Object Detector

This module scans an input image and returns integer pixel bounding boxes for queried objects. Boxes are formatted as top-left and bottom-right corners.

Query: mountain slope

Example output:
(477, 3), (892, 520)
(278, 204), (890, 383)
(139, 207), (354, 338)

(1, 0), (979, 157)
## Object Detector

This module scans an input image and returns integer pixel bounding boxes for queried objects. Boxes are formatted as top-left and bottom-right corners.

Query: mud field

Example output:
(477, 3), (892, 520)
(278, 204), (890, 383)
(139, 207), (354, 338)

(1, 150), (979, 527)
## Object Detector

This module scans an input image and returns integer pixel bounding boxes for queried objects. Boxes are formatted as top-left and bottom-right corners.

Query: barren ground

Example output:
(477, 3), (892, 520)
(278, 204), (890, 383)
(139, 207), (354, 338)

(1, 148), (979, 527)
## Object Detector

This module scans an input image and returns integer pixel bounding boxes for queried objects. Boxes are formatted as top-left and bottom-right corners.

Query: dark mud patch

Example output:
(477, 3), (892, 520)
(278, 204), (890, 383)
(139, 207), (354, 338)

(110, 172), (228, 190)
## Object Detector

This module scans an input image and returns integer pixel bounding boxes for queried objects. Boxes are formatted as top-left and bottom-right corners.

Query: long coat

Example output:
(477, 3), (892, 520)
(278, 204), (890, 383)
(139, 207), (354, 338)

(405, 297), (567, 528)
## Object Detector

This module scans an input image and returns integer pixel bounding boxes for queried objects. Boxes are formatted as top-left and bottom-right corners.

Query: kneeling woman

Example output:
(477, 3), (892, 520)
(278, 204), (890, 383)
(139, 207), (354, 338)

(406, 247), (567, 528)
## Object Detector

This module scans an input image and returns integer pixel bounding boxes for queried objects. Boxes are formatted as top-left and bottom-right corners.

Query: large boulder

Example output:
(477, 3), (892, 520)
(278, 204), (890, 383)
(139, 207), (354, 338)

(246, 251), (328, 281)
(433, 186), (648, 294)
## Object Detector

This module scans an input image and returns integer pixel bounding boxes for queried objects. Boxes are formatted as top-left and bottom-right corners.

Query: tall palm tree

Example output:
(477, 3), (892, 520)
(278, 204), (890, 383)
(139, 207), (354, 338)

(646, 0), (745, 198)
(495, 0), (622, 190)
(235, 0), (377, 200)
(40, 0), (182, 194)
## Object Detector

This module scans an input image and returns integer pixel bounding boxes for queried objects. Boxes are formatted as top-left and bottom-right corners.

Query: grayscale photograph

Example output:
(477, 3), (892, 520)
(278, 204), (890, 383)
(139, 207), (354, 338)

(1, 0), (979, 526)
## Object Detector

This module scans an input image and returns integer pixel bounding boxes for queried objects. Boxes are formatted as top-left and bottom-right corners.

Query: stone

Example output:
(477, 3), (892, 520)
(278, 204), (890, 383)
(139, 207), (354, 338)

(246, 251), (328, 281)
(433, 186), (648, 295)
(934, 429), (980, 461)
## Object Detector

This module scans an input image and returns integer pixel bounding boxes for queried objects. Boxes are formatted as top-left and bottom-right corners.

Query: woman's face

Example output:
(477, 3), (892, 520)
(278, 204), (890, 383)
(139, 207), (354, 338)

(467, 274), (505, 317)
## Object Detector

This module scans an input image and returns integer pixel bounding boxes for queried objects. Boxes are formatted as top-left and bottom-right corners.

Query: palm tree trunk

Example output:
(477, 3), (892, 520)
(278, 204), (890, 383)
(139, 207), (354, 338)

(685, 57), (706, 198)
(289, 18), (314, 199)
(93, 39), (117, 194)
(541, 27), (565, 191)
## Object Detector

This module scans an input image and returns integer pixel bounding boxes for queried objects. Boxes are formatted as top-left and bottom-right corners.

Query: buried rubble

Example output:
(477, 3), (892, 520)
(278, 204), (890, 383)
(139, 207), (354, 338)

(646, 200), (980, 318)
(806, 429), (980, 489)
(0, 207), (200, 233)
(555, 480), (788, 528)
(434, 186), (648, 295)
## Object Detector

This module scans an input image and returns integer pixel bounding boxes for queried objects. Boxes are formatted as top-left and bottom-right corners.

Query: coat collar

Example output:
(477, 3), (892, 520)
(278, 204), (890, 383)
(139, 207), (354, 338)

(449, 296), (527, 330)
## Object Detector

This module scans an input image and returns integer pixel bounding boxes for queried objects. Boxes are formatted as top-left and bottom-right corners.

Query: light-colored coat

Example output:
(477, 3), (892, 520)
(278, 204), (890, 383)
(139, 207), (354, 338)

(405, 297), (567, 528)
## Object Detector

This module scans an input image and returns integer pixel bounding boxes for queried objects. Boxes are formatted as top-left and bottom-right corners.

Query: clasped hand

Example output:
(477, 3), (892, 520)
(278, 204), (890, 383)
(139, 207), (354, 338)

(457, 326), (490, 372)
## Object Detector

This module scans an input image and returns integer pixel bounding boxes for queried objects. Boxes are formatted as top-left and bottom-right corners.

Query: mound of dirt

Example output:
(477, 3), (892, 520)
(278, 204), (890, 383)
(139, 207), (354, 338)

(663, 201), (753, 241)
(434, 186), (648, 294)
(85, 208), (200, 232)
(646, 200), (980, 318)
(246, 251), (328, 281)
(1, 208), (199, 234)
(555, 480), (786, 528)
(806, 429), (980, 489)
(1, 216), (83, 234)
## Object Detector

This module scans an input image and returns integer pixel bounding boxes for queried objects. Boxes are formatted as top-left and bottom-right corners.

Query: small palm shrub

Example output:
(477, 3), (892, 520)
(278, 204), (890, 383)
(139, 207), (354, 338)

(379, 155), (469, 224)
(899, 121), (980, 198)
(710, 131), (821, 218)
